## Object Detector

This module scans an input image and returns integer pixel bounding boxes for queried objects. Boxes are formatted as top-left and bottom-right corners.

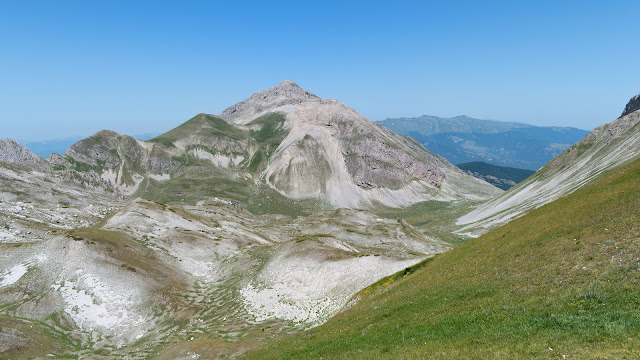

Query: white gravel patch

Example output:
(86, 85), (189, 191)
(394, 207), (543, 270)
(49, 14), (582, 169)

(240, 255), (420, 325)
(0, 254), (48, 287)
(51, 271), (145, 332)
(240, 283), (337, 323)
(0, 264), (28, 287)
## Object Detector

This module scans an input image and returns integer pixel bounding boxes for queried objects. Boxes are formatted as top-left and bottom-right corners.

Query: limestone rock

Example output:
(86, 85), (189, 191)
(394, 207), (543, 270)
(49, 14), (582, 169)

(47, 153), (72, 169)
(219, 80), (320, 124)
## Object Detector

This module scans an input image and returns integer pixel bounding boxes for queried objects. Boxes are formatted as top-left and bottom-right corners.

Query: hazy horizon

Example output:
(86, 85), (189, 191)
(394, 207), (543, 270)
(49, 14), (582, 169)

(10, 111), (592, 144)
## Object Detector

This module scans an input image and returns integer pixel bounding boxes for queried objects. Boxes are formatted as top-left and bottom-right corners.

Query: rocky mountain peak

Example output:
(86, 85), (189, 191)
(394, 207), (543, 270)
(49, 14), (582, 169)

(219, 80), (320, 124)
(621, 93), (640, 118)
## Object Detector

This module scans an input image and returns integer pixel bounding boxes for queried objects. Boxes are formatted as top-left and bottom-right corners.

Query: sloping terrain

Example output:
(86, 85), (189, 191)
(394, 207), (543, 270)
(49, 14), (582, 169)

(457, 98), (640, 237)
(379, 115), (588, 170)
(242, 150), (640, 360)
(457, 161), (534, 190)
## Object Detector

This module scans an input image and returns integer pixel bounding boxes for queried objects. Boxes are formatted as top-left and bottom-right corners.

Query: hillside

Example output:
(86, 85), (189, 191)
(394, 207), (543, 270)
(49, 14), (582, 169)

(457, 94), (640, 237)
(242, 151), (640, 360)
(379, 115), (588, 170)
(456, 161), (534, 190)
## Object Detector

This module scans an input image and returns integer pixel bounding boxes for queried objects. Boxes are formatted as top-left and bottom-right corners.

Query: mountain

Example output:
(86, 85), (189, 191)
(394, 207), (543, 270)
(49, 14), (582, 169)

(379, 115), (589, 170)
(62, 80), (501, 210)
(2, 85), (638, 359)
(243, 147), (640, 360)
(457, 93), (640, 237)
(456, 161), (535, 190)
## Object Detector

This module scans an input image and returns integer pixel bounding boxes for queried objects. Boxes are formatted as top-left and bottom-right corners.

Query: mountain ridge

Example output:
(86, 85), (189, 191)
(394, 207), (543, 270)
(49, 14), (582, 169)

(457, 92), (640, 237)
(0, 139), (50, 170)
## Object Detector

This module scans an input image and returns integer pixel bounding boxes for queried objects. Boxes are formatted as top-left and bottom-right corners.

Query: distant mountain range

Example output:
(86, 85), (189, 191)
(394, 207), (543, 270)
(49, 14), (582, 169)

(379, 115), (589, 170)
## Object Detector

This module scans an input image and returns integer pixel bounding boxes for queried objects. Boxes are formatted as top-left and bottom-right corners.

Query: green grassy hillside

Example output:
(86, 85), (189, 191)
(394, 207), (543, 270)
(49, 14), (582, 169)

(242, 157), (640, 359)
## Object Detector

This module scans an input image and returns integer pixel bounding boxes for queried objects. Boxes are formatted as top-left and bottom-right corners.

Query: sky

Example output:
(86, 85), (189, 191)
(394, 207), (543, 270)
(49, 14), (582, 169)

(1, 0), (639, 141)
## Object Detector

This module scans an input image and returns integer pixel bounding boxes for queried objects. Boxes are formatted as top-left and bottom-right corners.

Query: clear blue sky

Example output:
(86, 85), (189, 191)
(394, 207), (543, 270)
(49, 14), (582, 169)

(1, 0), (639, 141)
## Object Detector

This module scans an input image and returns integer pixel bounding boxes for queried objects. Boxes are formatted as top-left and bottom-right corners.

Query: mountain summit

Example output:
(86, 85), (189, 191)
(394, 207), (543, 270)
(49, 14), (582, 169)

(217, 80), (501, 208)
(220, 80), (320, 124)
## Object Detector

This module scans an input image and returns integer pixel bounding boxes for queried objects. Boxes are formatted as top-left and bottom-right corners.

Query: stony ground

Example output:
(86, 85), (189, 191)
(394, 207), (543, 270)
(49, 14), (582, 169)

(0, 163), (453, 359)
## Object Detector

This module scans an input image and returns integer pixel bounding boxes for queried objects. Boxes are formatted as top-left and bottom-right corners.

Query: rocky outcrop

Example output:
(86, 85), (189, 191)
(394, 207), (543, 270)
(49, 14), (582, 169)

(219, 80), (320, 124)
(47, 153), (72, 169)
(621, 93), (640, 118)
(0, 139), (49, 169)
(586, 109), (640, 143)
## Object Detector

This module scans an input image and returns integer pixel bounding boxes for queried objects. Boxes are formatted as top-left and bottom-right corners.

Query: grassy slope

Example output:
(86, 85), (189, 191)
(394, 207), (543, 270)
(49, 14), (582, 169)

(243, 157), (640, 359)
(149, 113), (247, 146)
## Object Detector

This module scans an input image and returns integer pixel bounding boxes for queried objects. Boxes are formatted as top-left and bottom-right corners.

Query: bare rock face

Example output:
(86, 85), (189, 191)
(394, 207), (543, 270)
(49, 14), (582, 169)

(219, 80), (320, 124)
(0, 139), (49, 169)
(621, 93), (640, 118)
